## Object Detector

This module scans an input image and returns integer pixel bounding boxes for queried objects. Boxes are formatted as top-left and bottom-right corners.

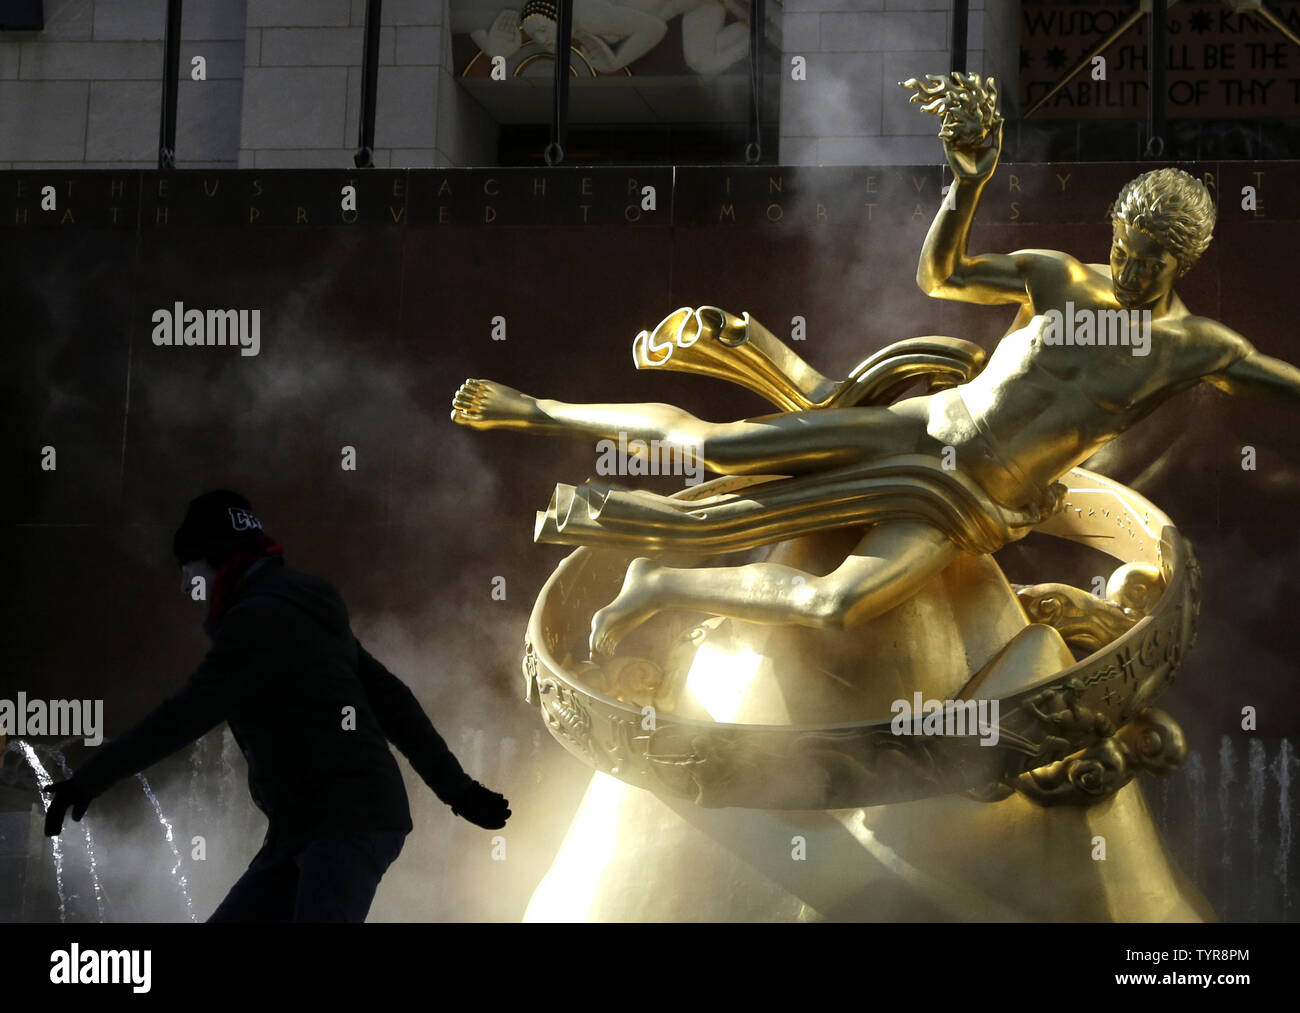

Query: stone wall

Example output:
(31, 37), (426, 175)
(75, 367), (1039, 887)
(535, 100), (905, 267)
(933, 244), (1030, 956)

(0, 0), (1018, 168)
(0, 0), (499, 169)
(777, 0), (1019, 166)
(0, 0), (247, 169)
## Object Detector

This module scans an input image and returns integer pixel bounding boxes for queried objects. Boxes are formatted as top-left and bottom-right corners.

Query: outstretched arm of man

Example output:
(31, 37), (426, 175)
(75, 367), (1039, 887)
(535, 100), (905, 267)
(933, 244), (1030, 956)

(44, 604), (271, 836)
(1206, 342), (1300, 409)
(355, 642), (510, 828)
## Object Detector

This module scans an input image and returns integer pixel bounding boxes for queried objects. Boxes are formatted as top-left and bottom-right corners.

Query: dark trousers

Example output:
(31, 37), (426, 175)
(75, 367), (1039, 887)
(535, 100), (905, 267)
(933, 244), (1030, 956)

(207, 829), (407, 923)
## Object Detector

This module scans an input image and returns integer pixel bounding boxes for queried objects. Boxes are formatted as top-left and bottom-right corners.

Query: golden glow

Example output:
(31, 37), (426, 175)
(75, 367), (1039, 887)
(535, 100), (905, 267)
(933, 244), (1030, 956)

(834, 808), (1022, 921)
(522, 771), (624, 922)
(683, 640), (766, 723)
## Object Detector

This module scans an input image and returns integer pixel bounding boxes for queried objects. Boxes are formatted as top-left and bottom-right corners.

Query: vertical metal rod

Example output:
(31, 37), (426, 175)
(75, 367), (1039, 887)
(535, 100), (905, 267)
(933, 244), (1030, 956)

(1147, 0), (1166, 156)
(158, 0), (182, 169)
(745, 0), (765, 163)
(950, 0), (968, 74)
(355, 0), (383, 168)
(547, 0), (574, 165)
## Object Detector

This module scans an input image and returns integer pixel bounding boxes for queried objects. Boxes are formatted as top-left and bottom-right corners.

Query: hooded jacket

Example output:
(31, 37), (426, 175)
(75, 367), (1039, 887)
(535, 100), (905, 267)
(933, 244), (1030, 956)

(70, 558), (475, 854)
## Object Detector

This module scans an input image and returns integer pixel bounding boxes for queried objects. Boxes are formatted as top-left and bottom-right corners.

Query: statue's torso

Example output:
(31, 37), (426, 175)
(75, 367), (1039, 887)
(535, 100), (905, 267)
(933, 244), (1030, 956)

(931, 265), (1223, 504)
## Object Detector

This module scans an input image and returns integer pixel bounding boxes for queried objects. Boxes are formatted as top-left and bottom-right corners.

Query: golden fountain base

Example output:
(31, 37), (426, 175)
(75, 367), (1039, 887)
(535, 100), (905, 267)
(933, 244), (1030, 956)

(525, 773), (1211, 921)
(521, 467), (1209, 921)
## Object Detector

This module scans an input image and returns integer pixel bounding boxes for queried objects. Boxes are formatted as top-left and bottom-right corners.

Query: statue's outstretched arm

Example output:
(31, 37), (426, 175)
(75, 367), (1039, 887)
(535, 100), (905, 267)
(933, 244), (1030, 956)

(1208, 348), (1300, 408)
(1185, 318), (1300, 408)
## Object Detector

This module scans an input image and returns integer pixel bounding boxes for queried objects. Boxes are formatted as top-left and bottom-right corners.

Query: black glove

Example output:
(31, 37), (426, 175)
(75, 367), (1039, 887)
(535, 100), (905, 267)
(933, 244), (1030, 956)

(450, 780), (510, 829)
(42, 779), (93, 837)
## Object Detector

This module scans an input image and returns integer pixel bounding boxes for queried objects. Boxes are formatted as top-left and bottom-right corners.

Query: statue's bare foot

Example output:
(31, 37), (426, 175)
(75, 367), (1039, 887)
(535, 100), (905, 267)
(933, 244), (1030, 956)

(590, 557), (661, 658)
(450, 378), (545, 430)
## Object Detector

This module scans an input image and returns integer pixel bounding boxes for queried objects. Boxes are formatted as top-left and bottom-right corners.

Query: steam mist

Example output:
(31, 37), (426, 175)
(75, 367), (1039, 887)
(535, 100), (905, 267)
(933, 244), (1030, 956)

(6, 154), (1299, 921)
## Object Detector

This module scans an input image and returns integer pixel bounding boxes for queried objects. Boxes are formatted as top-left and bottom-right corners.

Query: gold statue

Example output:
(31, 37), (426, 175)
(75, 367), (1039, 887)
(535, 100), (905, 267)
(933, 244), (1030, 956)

(451, 71), (1298, 921)
(452, 76), (1300, 661)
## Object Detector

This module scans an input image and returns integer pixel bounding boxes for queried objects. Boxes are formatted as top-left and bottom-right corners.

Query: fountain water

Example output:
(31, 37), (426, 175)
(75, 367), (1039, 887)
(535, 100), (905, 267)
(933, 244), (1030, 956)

(1248, 738), (1267, 920)
(1185, 751), (1206, 882)
(1218, 734), (1237, 915)
(1275, 738), (1293, 920)
(137, 774), (196, 921)
(52, 750), (107, 921)
(9, 740), (67, 922)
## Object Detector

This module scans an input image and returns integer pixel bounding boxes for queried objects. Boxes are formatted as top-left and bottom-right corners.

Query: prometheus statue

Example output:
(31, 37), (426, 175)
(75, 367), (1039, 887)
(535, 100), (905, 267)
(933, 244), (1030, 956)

(452, 71), (1300, 661)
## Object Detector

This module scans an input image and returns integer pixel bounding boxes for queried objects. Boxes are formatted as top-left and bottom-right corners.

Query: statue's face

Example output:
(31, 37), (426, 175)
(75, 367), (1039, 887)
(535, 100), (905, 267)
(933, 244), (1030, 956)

(1110, 220), (1180, 309)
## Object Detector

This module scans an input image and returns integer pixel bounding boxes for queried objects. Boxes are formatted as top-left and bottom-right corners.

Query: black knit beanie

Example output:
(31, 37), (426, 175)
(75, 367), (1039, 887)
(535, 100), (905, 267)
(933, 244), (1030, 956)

(173, 490), (264, 565)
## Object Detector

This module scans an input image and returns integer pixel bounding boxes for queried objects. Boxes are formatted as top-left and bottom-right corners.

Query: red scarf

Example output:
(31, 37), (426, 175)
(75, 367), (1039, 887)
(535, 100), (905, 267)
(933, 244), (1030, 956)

(207, 534), (284, 630)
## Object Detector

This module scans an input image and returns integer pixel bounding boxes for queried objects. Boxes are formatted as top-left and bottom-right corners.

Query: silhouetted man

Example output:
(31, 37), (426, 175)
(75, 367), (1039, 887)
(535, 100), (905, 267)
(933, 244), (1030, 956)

(43, 490), (509, 922)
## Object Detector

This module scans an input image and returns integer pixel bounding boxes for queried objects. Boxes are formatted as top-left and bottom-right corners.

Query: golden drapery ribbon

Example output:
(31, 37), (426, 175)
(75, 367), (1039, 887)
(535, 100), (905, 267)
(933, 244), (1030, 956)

(534, 454), (1066, 558)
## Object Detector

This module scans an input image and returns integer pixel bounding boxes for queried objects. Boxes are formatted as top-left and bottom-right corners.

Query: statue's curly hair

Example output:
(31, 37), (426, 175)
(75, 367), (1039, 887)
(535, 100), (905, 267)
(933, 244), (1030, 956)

(1108, 168), (1215, 277)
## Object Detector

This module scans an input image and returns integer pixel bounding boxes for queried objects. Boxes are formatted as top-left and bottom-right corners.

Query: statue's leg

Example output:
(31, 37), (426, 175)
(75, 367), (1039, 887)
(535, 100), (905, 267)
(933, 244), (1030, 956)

(590, 520), (959, 656)
(691, 402), (928, 476)
(453, 379), (930, 477)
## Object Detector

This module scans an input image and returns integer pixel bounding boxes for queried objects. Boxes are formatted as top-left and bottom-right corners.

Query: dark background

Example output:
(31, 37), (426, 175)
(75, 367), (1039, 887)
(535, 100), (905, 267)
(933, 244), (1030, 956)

(2, 164), (1296, 921)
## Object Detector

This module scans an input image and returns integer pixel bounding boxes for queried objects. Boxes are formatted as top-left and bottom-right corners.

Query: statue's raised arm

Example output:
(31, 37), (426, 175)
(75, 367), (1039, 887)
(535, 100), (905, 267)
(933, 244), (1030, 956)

(903, 72), (1062, 307)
